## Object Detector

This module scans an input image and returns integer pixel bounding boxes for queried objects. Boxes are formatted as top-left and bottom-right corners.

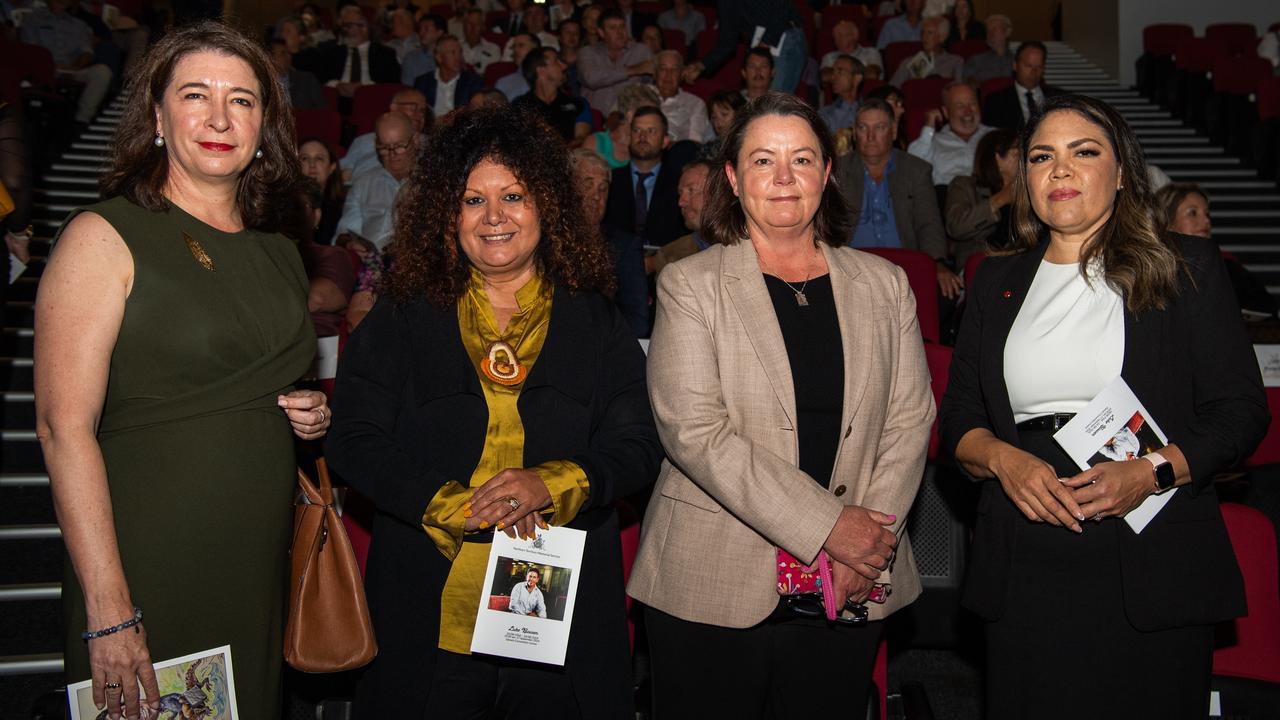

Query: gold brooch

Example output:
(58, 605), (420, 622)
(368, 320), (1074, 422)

(183, 231), (214, 271)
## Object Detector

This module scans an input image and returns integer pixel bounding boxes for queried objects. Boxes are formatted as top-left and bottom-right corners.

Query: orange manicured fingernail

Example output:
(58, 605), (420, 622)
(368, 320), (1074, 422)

(496, 521), (505, 530)
(479, 521), (489, 529)
(463, 509), (473, 518)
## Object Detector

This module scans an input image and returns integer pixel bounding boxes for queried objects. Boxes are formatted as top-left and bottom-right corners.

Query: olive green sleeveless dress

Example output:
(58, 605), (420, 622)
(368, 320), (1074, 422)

(58, 197), (316, 716)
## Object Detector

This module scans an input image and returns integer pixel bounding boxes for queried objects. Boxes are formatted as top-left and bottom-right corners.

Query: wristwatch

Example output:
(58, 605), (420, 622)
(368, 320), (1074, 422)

(1143, 451), (1176, 494)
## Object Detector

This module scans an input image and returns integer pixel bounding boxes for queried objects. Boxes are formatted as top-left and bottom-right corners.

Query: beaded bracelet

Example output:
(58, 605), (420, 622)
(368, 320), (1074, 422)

(81, 607), (143, 642)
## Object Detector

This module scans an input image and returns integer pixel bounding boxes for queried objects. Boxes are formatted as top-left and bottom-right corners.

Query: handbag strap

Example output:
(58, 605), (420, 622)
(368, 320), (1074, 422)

(817, 552), (838, 621)
(296, 458), (334, 507)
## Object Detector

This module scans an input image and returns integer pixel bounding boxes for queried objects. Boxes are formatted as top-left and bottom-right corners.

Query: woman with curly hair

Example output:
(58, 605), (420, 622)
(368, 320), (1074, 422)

(326, 104), (662, 718)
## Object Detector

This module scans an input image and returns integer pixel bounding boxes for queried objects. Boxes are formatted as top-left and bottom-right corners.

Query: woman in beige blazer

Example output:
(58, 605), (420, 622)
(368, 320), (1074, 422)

(628, 92), (935, 719)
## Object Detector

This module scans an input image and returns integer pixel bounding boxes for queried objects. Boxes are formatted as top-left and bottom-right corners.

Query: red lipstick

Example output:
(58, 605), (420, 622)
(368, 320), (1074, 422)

(198, 142), (234, 152)
(1048, 188), (1080, 201)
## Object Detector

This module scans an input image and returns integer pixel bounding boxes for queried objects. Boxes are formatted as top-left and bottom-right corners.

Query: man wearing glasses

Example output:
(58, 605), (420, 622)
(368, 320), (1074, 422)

(340, 89), (431, 181)
(318, 5), (401, 100)
(335, 113), (419, 253)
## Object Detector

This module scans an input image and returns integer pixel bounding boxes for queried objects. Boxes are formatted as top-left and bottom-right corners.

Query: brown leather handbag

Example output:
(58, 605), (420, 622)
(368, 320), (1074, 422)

(284, 458), (378, 672)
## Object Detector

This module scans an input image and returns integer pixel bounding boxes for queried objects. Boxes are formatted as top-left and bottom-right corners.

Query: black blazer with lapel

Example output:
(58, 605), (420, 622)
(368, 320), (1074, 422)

(603, 157), (687, 247)
(981, 83), (1066, 131)
(326, 286), (662, 717)
(939, 235), (1267, 631)
(312, 40), (402, 85)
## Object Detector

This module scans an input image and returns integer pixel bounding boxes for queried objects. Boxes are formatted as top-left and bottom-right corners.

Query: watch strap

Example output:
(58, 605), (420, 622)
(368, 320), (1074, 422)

(1143, 451), (1176, 493)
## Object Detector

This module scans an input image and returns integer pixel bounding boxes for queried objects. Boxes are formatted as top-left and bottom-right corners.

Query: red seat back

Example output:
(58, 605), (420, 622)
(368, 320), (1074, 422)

(1245, 387), (1280, 466)
(483, 30), (509, 49)
(1212, 56), (1273, 95)
(1213, 503), (1280, 684)
(484, 60), (517, 88)
(948, 38), (988, 59)
(873, 637), (888, 720)
(428, 3), (453, 18)
(963, 251), (987, 286)
(1143, 23), (1193, 57)
(294, 108), (343, 150)
(660, 29), (687, 57)
(979, 75), (1013, 99)
(924, 342), (952, 460)
(1205, 23), (1258, 54)
(636, 1), (664, 15)
(485, 10), (509, 30)
(1174, 37), (1226, 73)
(902, 76), (950, 111)
(1, 41), (56, 88)
(618, 500), (641, 651)
(351, 82), (410, 135)
(1258, 77), (1280, 122)
(859, 78), (886, 99)
(322, 85), (340, 112)
(861, 248), (941, 343)
(883, 41), (922, 80)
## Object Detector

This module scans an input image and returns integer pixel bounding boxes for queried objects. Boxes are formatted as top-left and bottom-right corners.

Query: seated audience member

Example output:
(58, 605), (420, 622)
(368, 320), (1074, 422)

(654, 50), (712, 142)
(981, 40), (1062, 131)
(820, 55), (865, 135)
(579, 9), (654, 120)
(416, 35), (485, 118)
(603, 106), (687, 247)
(275, 15), (307, 56)
(342, 89), (430, 180)
(299, 137), (346, 245)
(908, 80), (992, 187)
(19, 0), (114, 125)
(549, 0), (580, 31)
(822, 19), (884, 82)
(316, 5), (401, 98)
(741, 47), (776, 101)
(649, 159), (712, 275)
(400, 14), (447, 85)
(292, 179), (357, 339)
(513, 47), (592, 142)
(865, 83), (909, 149)
(497, 33), (541, 99)
(657, 0), (705, 47)
(618, 0), (656, 41)
(384, 8), (420, 62)
(571, 148), (649, 337)
(468, 87), (510, 109)
(460, 8), (501, 72)
(641, 25), (665, 56)
(1155, 183), (1278, 318)
(944, 127), (1018, 268)
(708, 89), (747, 140)
(335, 112), (419, 252)
(520, 4), (559, 50)
(496, 0), (529, 35)
(947, 0), (984, 44)
(272, 38), (325, 109)
(890, 16), (962, 86)
(581, 82), (661, 169)
(300, 3), (335, 46)
(962, 13), (1013, 83)
(580, 5), (604, 46)
(877, 0), (925, 49)
(557, 19), (584, 94)
(837, 98), (960, 299)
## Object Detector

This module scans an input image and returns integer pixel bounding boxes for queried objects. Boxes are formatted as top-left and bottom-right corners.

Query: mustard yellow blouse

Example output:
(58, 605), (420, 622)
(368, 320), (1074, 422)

(421, 269), (591, 653)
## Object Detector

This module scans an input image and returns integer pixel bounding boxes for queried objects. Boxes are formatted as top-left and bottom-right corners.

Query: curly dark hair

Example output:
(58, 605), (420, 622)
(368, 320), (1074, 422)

(390, 105), (616, 305)
(99, 20), (299, 232)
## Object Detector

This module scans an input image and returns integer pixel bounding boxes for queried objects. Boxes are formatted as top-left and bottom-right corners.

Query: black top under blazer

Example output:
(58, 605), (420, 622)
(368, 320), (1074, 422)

(325, 285), (662, 717)
(938, 235), (1268, 632)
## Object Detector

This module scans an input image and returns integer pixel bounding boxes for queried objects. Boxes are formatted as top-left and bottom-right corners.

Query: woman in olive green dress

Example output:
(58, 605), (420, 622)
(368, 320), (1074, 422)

(34, 23), (331, 720)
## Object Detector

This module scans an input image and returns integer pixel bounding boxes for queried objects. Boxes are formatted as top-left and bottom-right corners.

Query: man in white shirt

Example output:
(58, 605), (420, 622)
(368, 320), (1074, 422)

(578, 9), (653, 114)
(981, 40), (1062, 131)
(341, 89), (429, 181)
(908, 81), (992, 187)
(460, 7), (501, 73)
(515, 4), (559, 52)
(821, 19), (883, 81)
(653, 50), (712, 142)
(508, 569), (548, 618)
(323, 6), (400, 99)
(335, 113), (418, 252)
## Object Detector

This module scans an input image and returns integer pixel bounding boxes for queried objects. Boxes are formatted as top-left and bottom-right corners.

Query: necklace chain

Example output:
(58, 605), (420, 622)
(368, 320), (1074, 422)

(759, 246), (819, 307)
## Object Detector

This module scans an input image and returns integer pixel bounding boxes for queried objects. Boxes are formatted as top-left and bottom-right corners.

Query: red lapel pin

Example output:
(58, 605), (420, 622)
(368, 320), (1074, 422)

(1001, 290), (1012, 299)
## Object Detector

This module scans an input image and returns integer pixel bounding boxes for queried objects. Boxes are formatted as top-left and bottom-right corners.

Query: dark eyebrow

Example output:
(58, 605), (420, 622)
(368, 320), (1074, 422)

(1029, 137), (1103, 153)
(176, 82), (258, 99)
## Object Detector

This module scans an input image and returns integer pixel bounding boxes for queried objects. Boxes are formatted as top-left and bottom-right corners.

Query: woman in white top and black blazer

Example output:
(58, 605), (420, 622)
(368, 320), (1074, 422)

(939, 94), (1268, 718)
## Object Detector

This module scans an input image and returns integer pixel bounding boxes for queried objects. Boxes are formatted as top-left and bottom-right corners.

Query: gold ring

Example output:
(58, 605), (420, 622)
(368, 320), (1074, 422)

(506, 497), (520, 511)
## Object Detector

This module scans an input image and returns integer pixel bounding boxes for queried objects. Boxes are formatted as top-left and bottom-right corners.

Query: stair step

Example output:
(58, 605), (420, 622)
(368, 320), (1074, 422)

(0, 473), (48, 487)
(42, 175), (100, 185)
(0, 653), (63, 677)
(0, 526), (60, 541)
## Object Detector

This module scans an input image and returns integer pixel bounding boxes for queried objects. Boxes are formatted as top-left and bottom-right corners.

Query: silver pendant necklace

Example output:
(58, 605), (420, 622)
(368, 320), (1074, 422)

(761, 247), (818, 307)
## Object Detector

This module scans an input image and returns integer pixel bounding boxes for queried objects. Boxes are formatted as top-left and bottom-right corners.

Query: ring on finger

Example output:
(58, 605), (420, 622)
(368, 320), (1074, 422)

(317, 408), (327, 424)
(504, 496), (520, 512)
(104, 681), (122, 690)
(1093, 513), (1102, 521)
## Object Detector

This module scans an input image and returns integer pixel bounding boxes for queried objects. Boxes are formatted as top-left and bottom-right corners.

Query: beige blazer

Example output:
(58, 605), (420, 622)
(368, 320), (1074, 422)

(627, 238), (935, 627)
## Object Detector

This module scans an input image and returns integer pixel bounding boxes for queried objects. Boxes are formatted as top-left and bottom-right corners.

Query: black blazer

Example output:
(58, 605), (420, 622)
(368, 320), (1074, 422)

(981, 83), (1066, 132)
(938, 236), (1267, 631)
(326, 286), (662, 717)
(414, 68), (485, 109)
(311, 40), (402, 85)
(603, 153), (688, 247)
(285, 68), (325, 110)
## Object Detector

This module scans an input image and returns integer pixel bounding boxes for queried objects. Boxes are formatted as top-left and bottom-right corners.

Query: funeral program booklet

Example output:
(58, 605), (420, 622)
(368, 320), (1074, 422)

(471, 525), (586, 666)
(1052, 376), (1173, 534)
(67, 644), (239, 719)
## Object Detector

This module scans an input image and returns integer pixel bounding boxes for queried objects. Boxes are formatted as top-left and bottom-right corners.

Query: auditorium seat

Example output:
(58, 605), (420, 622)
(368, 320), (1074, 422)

(1168, 36), (1225, 128)
(483, 61), (517, 89)
(1253, 76), (1280, 180)
(924, 342), (952, 461)
(1244, 388), (1280, 467)
(859, 78), (886, 99)
(883, 41), (922, 81)
(1204, 22), (1259, 54)
(1206, 55), (1273, 155)
(322, 85), (339, 112)
(483, 30), (508, 50)
(1137, 23), (1194, 103)
(1212, 503), (1280, 714)
(979, 76), (1013, 100)
(660, 29), (687, 58)
(902, 76), (950, 111)
(294, 108), (343, 150)
(947, 38), (988, 60)
(963, 251), (986, 287)
(350, 83), (410, 135)
(618, 500), (641, 651)
(862, 248), (941, 343)
(427, 3), (452, 18)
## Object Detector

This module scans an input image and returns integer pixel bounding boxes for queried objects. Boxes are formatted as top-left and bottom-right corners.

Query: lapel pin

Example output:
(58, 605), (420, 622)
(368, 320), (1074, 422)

(1001, 290), (1012, 299)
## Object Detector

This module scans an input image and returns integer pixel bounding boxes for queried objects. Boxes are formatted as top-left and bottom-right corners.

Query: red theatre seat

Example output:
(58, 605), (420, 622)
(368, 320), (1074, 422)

(963, 251), (987, 287)
(661, 29), (688, 57)
(618, 500), (641, 651)
(872, 637), (888, 720)
(1143, 23), (1193, 57)
(1211, 56), (1272, 96)
(883, 41), (922, 81)
(484, 61), (517, 88)
(1204, 23), (1259, 55)
(294, 107), (343, 150)
(1244, 387), (1280, 467)
(1213, 503), (1280, 684)
(861, 247), (941, 343)
(902, 76), (950, 111)
(948, 38), (988, 60)
(1174, 37), (1226, 74)
(427, 3), (452, 18)
(1259, 77), (1280, 122)
(979, 76), (1013, 100)
(350, 83), (410, 135)
(322, 85), (339, 112)
(924, 342), (952, 461)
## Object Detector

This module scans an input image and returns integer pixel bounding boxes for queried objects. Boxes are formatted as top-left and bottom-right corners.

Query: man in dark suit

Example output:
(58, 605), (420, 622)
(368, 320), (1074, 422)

(414, 35), (485, 117)
(603, 107), (689, 248)
(314, 5), (401, 99)
(617, 0), (657, 40)
(981, 40), (1064, 131)
(270, 39), (325, 109)
(836, 98), (962, 299)
(500, 0), (529, 36)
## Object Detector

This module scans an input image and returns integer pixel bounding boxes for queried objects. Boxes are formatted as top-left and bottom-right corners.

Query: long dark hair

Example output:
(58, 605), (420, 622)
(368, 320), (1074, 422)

(1009, 94), (1184, 313)
(100, 21), (300, 232)
(390, 105), (616, 305)
(702, 92), (851, 248)
(297, 136), (346, 206)
(973, 127), (1018, 192)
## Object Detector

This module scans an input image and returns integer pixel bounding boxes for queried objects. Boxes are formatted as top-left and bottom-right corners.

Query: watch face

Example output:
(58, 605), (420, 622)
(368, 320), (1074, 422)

(1155, 460), (1176, 490)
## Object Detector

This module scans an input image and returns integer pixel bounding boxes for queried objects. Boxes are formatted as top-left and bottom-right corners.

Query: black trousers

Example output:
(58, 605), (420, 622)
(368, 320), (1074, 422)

(645, 605), (884, 720)
(984, 429), (1215, 719)
(423, 650), (583, 720)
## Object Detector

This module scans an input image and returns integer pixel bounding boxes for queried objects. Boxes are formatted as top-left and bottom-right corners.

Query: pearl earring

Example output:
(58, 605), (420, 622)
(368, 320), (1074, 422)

(255, 149), (263, 159)
(154, 134), (165, 147)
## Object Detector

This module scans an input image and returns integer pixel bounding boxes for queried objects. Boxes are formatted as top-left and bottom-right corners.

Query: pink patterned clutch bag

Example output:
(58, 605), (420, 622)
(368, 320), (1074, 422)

(776, 548), (838, 620)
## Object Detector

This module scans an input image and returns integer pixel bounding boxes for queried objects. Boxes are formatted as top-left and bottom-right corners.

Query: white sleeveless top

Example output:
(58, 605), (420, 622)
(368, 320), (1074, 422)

(1004, 260), (1126, 424)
